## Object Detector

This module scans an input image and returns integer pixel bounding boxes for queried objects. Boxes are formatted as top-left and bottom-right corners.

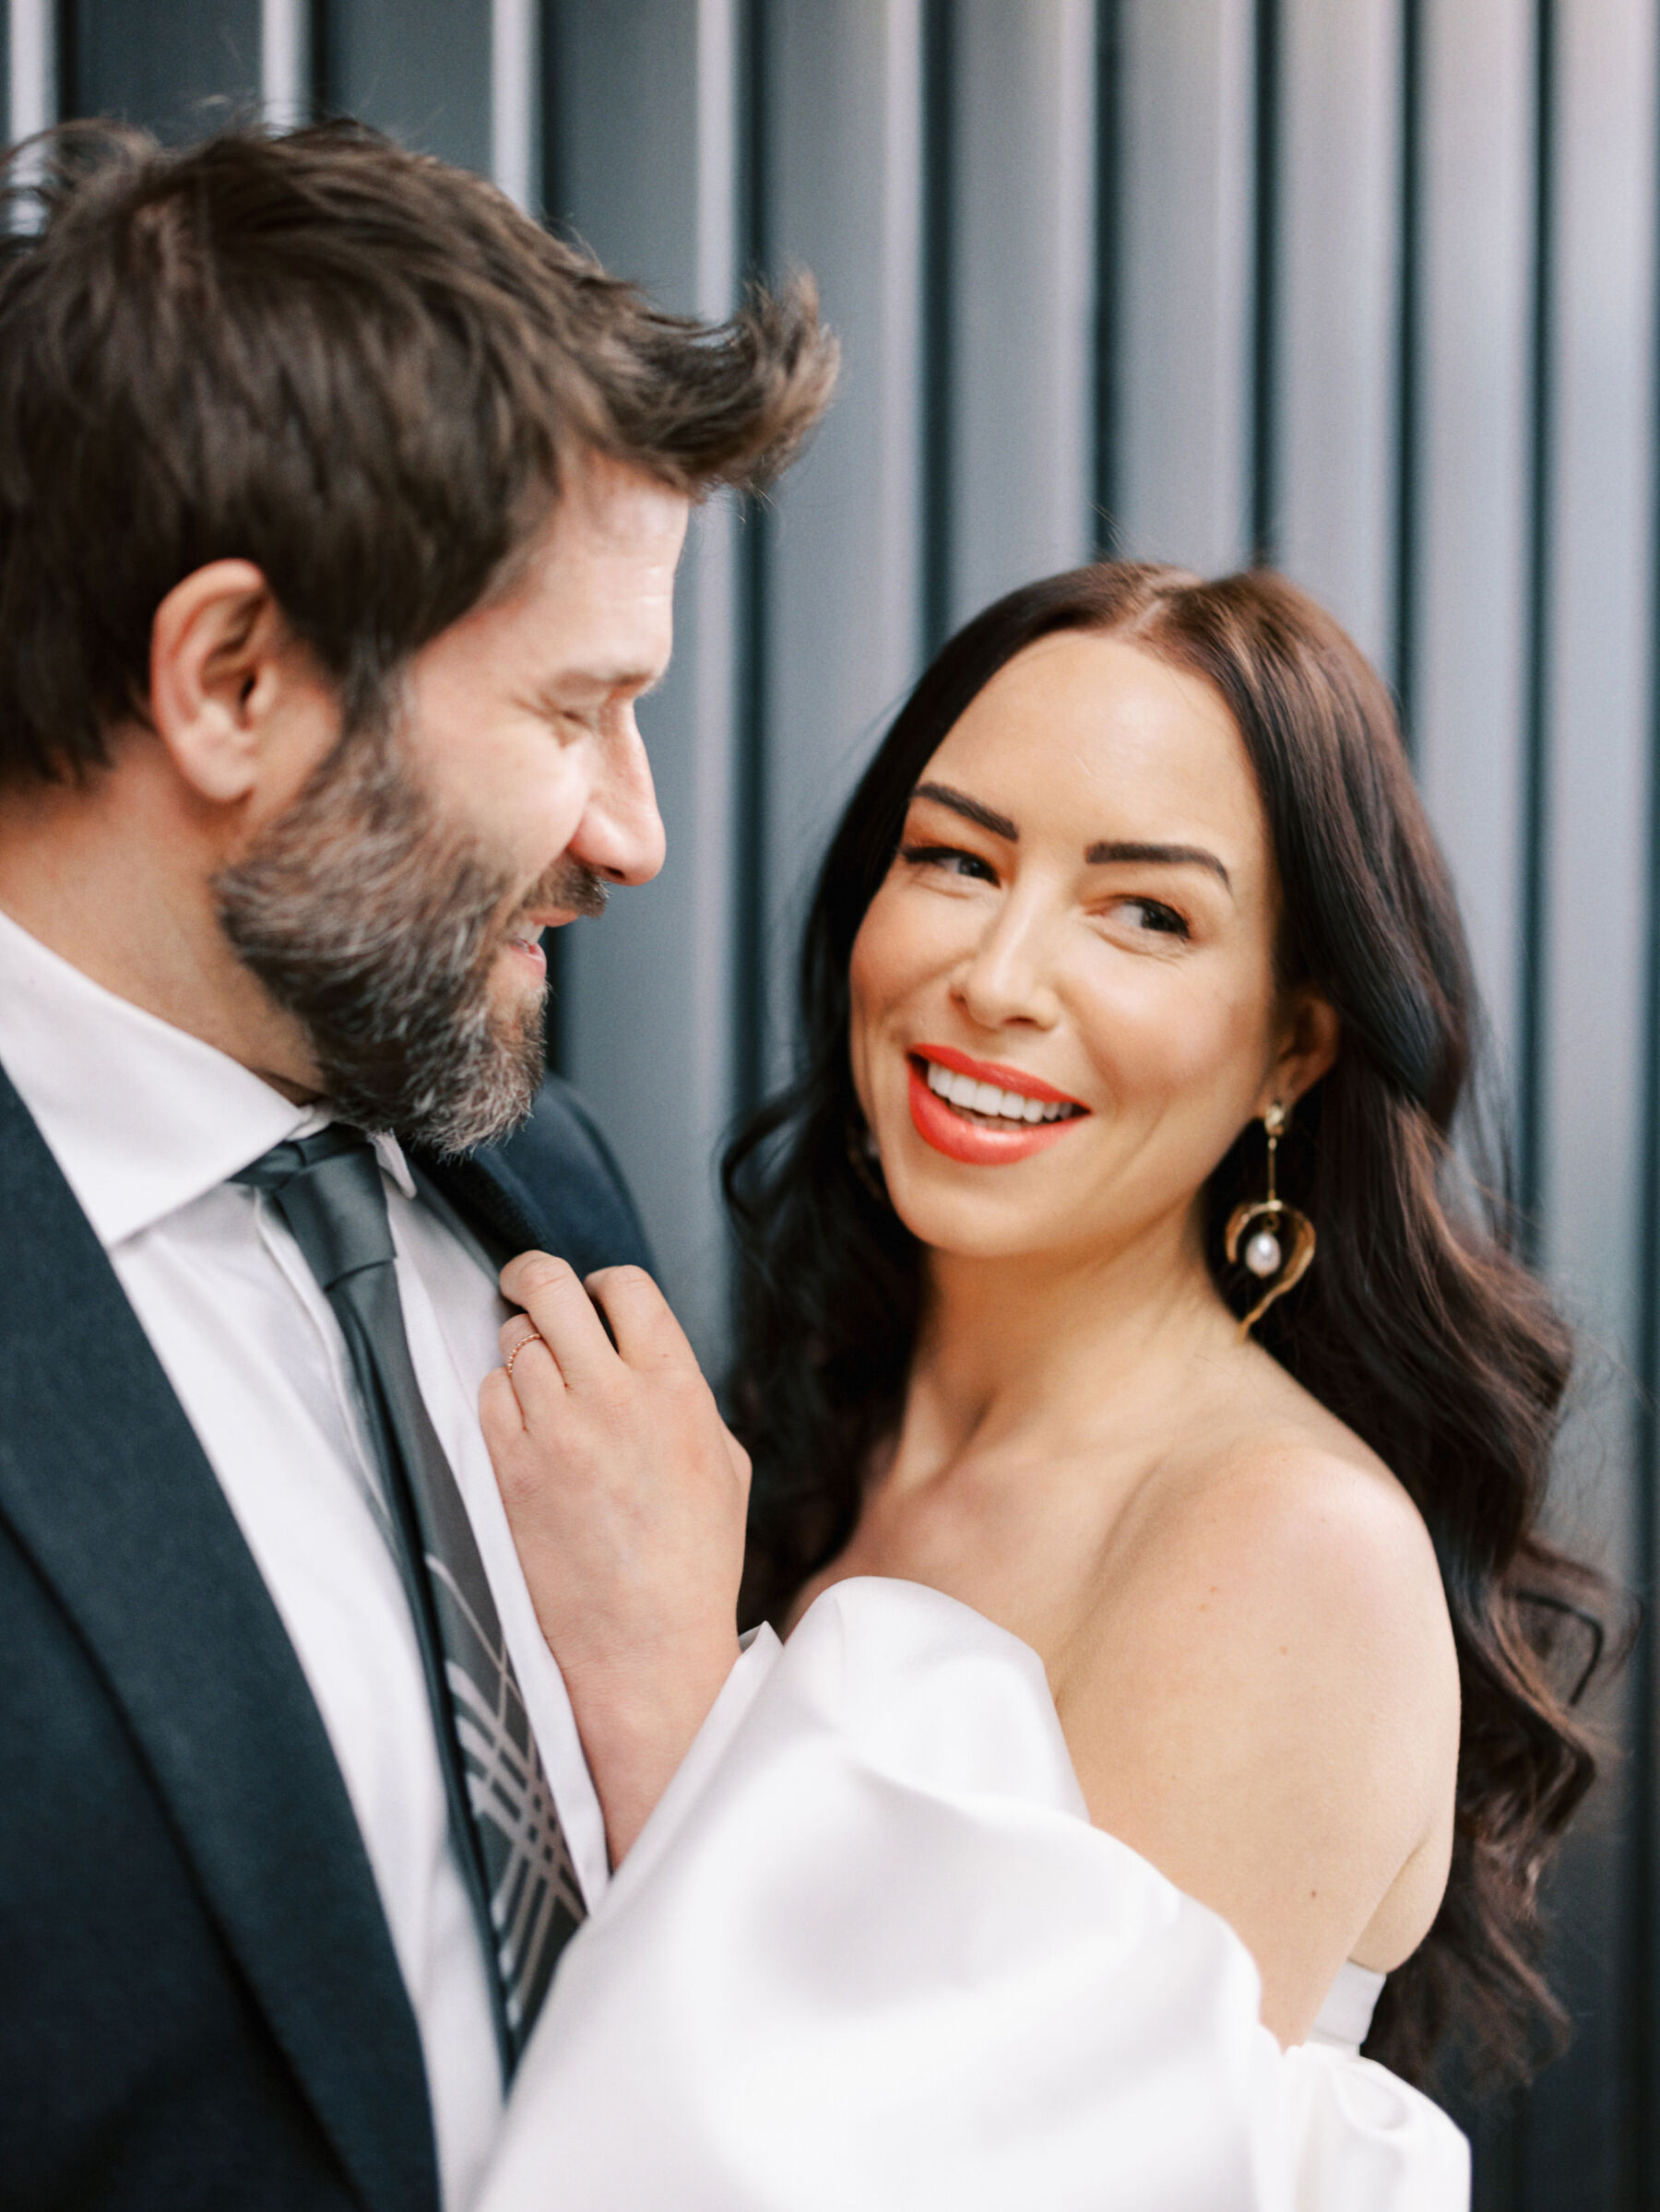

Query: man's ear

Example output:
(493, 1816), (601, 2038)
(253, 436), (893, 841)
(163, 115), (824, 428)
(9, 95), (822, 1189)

(147, 560), (304, 805)
(1262, 987), (1340, 1116)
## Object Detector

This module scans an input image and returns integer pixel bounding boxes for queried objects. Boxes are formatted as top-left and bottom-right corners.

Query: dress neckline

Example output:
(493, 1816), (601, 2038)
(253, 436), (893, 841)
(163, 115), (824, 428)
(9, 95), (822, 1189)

(1307, 1960), (1386, 2054)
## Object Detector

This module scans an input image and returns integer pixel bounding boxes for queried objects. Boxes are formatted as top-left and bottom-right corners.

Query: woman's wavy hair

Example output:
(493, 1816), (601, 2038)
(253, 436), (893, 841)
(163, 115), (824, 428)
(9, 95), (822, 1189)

(723, 561), (1610, 2091)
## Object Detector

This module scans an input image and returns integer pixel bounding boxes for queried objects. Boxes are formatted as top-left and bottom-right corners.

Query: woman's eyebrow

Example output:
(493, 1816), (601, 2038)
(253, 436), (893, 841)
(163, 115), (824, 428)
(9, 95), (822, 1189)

(911, 782), (1018, 839)
(1085, 839), (1233, 891)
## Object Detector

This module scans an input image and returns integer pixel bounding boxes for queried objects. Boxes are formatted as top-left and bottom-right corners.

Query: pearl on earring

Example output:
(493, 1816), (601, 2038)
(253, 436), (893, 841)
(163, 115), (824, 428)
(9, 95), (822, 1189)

(1244, 1227), (1283, 1278)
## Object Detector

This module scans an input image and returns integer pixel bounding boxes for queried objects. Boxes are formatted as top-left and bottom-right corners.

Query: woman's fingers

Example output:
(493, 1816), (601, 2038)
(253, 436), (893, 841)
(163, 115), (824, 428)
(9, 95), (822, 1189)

(499, 1316), (542, 1373)
(494, 1314), (561, 1426)
(479, 1361), (527, 1443)
(499, 1250), (618, 1391)
(481, 1248), (750, 1863)
(584, 1264), (697, 1374)
(497, 1252), (696, 1390)
(498, 1310), (552, 1378)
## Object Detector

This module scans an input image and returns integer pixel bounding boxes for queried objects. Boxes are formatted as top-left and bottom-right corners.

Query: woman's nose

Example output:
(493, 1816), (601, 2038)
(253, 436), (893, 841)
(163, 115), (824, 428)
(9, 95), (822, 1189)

(951, 903), (1061, 1031)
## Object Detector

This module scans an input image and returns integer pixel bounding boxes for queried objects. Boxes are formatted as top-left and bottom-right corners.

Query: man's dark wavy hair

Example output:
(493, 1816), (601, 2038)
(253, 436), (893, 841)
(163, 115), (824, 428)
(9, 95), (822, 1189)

(0, 117), (836, 783)
(724, 560), (1613, 2094)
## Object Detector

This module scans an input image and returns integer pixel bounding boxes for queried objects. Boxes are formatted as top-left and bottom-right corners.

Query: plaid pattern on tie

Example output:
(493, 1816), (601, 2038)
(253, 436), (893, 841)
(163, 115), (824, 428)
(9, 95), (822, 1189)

(235, 1125), (584, 2068)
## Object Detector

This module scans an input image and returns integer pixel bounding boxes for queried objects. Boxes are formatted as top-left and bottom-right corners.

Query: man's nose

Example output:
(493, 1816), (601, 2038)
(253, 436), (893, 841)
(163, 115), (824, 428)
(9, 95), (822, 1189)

(568, 716), (667, 887)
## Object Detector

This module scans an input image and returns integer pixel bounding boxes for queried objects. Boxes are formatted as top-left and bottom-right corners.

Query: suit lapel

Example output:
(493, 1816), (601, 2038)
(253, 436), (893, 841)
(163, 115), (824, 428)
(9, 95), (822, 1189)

(0, 1065), (438, 2212)
(417, 1077), (654, 1286)
(421, 1144), (553, 1266)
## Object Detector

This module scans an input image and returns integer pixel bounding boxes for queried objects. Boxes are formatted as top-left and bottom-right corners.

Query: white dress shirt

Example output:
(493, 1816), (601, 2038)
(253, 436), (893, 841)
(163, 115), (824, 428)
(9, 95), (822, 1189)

(0, 905), (609, 2212)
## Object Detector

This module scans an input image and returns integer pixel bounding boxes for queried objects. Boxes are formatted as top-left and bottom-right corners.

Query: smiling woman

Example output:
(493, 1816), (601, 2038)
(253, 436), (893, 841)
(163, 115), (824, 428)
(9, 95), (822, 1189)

(844, 626), (1340, 1297)
(723, 560), (1609, 2096)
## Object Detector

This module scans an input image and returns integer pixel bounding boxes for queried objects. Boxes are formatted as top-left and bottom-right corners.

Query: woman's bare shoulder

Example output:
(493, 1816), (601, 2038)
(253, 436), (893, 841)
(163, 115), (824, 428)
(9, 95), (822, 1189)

(1147, 1413), (1444, 1637)
(1098, 1341), (1446, 1631)
(1065, 1411), (1458, 1804)
(1053, 1382), (1460, 2044)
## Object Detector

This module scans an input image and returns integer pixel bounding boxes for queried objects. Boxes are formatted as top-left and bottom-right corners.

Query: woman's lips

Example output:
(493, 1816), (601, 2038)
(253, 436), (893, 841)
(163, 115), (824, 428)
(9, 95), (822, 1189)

(907, 1059), (1087, 1165)
(915, 1042), (1085, 1106)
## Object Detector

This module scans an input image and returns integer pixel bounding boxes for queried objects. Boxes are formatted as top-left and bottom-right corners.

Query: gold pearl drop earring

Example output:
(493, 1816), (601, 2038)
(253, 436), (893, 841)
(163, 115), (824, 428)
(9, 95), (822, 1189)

(1224, 1100), (1317, 1339)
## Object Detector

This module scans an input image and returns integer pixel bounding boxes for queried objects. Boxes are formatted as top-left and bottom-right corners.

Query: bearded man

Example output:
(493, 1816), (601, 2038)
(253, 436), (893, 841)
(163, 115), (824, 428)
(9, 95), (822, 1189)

(0, 121), (831, 2212)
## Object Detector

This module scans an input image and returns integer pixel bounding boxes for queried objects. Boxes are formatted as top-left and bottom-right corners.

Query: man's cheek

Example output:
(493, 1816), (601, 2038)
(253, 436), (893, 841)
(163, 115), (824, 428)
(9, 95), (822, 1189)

(423, 714), (581, 833)
(503, 760), (589, 875)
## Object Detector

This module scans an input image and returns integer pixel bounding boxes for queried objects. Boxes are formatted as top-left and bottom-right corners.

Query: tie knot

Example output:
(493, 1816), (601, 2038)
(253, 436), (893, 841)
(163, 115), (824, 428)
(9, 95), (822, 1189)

(232, 1124), (396, 1287)
(232, 1122), (376, 1193)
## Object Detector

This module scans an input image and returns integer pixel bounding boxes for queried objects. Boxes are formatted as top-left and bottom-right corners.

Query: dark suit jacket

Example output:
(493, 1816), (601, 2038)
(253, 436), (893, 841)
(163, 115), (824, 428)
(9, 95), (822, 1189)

(0, 1059), (651, 2211)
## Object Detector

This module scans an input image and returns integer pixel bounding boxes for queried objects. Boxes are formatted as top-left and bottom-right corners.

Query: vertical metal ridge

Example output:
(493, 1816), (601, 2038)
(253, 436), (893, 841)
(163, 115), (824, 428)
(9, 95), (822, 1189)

(693, 0), (743, 1352)
(1516, 0), (1555, 1247)
(537, 0), (563, 222)
(732, 0), (771, 1122)
(1391, 0), (1422, 744)
(309, 0), (332, 116)
(6, 0), (57, 230)
(490, 0), (540, 213)
(1248, 0), (1280, 567)
(260, 0), (312, 125)
(696, 0), (738, 321)
(540, 0), (566, 1077)
(53, 0), (70, 127)
(9, 0), (59, 141)
(1092, 0), (1121, 557)
(919, 0), (954, 655)
(1631, 36), (1660, 2199)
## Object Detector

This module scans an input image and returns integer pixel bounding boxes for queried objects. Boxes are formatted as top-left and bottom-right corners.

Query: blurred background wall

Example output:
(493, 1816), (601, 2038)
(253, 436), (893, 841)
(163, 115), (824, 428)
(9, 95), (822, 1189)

(6, 1), (1655, 2201)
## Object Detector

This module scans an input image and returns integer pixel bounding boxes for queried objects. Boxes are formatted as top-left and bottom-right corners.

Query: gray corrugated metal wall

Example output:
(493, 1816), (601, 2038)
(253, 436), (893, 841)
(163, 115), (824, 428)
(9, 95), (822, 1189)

(8, 2), (1655, 2201)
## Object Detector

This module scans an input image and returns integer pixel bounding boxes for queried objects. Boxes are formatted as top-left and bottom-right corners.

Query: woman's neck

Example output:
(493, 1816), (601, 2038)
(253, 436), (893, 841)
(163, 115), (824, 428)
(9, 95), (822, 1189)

(893, 1212), (1239, 1488)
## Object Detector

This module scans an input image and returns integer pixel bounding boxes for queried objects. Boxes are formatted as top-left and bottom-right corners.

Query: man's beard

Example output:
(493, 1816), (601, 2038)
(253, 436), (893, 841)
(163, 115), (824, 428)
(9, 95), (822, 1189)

(214, 716), (606, 1154)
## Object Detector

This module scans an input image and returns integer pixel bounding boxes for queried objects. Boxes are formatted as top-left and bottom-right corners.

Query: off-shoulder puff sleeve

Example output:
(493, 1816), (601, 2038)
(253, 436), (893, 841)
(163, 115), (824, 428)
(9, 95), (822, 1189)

(480, 1578), (1469, 2212)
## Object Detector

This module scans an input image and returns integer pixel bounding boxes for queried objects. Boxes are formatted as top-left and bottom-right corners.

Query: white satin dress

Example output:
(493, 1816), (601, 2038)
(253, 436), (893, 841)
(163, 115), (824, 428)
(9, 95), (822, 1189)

(478, 1579), (1469, 2212)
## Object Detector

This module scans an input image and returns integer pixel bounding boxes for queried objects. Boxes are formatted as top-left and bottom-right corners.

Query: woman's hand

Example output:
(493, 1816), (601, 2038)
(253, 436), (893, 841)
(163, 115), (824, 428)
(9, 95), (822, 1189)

(480, 1252), (752, 1865)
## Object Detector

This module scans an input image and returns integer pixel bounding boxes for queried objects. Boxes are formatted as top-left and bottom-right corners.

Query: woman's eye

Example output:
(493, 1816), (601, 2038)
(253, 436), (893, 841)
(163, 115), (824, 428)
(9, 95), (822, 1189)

(1114, 897), (1190, 940)
(899, 843), (998, 885)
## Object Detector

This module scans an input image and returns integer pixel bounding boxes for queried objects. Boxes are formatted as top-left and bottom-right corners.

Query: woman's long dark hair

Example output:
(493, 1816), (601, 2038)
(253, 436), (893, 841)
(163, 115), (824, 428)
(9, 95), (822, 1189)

(723, 562), (1609, 2091)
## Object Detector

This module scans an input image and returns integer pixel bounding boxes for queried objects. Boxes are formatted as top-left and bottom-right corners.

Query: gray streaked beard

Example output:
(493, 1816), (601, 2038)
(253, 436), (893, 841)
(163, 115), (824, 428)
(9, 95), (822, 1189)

(214, 716), (598, 1154)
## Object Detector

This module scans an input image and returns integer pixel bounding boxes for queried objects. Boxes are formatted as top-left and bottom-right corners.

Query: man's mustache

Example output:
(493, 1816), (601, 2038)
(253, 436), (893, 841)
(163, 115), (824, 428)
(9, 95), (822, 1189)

(516, 857), (610, 925)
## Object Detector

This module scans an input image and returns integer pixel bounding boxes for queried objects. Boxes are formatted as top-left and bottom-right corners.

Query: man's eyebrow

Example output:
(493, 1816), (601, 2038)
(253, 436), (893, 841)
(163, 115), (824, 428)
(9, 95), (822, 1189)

(910, 782), (1018, 840)
(1085, 839), (1232, 890)
(548, 664), (664, 698)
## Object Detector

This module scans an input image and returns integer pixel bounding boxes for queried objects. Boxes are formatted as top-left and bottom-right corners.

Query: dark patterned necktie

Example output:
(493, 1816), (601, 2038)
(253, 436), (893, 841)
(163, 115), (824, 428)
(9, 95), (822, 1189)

(234, 1125), (584, 2071)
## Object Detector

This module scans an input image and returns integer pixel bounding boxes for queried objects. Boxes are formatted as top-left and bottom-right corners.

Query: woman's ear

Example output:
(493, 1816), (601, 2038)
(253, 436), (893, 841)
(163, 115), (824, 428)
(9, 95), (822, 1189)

(1263, 987), (1340, 1115)
(147, 560), (308, 805)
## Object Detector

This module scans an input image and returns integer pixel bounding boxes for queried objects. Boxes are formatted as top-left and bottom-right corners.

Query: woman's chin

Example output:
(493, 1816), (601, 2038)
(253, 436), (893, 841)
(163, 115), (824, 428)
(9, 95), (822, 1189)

(883, 1166), (1069, 1265)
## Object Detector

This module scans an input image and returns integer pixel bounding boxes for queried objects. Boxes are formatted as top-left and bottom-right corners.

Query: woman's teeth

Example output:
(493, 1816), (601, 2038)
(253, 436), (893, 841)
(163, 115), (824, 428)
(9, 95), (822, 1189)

(922, 1059), (1081, 1125)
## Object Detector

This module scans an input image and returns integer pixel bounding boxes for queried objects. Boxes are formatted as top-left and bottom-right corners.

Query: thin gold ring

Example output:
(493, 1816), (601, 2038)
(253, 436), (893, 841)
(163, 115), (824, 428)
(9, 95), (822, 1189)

(504, 1327), (543, 1379)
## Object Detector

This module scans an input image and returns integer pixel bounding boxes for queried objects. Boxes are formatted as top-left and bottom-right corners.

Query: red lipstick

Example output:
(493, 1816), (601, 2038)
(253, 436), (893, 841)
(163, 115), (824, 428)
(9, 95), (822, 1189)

(907, 1059), (1088, 1167)
(912, 1044), (1086, 1107)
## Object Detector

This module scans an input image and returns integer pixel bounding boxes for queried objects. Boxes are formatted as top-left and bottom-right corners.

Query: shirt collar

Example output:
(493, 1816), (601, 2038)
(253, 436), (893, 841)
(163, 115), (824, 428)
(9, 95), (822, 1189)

(0, 905), (416, 1248)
